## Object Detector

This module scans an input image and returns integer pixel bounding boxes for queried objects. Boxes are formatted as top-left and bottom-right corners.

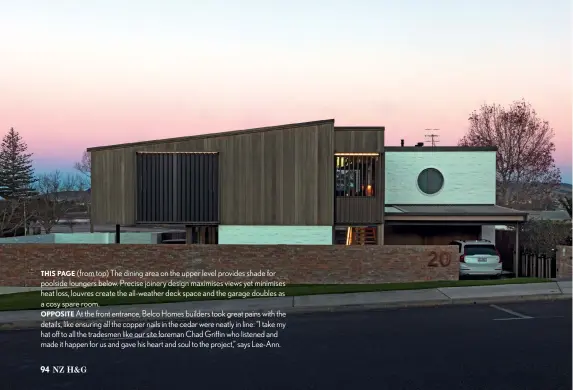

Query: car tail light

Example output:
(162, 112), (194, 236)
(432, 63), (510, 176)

(496, 249), (502, 262)
(460, 255), (465, 263)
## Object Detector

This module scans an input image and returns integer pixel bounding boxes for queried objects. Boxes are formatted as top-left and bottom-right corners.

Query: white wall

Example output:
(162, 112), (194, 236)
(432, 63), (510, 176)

(219, 226), (333, 245)
(385, 151), (496, 204)
(0, 232), (160, 244)
(0, 235), (55, 244)
(480, 225), (496, 244)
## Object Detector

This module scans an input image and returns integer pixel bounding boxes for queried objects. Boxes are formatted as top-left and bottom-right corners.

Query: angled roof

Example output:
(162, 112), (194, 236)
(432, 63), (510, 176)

(87, 119), (335, 152)
(334, 126), (385, 131)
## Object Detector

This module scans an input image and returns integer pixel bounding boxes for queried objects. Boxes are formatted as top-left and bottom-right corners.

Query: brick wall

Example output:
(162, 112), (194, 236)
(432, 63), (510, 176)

(556, 246), (572, 279)
(0, 244), (459, 286)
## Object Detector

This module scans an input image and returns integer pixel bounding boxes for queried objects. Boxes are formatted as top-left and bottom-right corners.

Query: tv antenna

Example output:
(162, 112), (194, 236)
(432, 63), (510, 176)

(424, 129), (440, 147)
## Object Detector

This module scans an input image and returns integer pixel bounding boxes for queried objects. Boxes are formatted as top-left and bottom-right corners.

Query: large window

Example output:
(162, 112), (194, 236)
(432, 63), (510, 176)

(335, 154), (378, 197)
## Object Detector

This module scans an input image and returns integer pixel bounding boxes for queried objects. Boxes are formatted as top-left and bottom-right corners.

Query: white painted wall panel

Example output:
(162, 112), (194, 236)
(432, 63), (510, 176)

(480, 226), (496, 244)
(219, 226), (333, 245)
(385, 151), (496, 204)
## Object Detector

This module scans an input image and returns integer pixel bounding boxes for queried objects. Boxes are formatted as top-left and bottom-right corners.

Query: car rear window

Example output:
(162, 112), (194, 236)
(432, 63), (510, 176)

(464, 245), (497, 256)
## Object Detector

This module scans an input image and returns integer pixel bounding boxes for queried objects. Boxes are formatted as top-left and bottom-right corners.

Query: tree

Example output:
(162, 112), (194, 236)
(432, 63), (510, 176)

(520, 220), (571, 255)
(0, 128), (36, 199)
(560, 197), (572, 217)
(34, 171), (85, 234)
(74, 151), (91, 180)
(459, 100), (561, 209)
(0, 198), (32, 237)
(73, 150), (92, 231)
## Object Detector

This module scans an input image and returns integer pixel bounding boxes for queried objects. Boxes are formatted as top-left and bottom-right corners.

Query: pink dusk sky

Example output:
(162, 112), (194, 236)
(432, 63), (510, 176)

(1, 0), (571, 181)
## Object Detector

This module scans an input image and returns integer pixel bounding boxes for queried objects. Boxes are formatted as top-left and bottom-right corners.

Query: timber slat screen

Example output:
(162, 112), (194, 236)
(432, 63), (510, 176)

(335, 153), (381, 224)
(136, 152), (219, 224)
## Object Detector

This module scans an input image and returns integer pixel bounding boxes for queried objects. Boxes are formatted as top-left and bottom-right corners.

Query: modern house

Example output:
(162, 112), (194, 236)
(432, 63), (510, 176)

(87, 119), (527, 246)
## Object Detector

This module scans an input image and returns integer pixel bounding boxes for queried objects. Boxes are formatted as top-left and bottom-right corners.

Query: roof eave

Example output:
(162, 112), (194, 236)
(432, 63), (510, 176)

(384, 146), (498, 152)
(87, 119), (336, 152)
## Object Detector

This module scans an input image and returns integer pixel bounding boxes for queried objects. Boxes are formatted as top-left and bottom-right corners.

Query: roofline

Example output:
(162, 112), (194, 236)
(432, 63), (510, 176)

(87, 119), (335, 152)
(387, 204), (529, 217)
(334, 126), (385, 131)
(385, 215), (527, 223)
(384, 146), (497, 152)
(392, 203), (508, 207)
(385, 212), (528, 217)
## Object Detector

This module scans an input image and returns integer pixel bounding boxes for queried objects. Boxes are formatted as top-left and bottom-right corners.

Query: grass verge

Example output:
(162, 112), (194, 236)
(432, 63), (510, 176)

(0, 277), (550, 311)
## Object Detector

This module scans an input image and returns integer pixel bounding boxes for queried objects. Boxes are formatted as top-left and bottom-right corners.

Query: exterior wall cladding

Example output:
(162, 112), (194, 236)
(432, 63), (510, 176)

(219, 226), (333, 245)
(88, 120), (387, 245)
(89, 120), (339, 227)
(385, 151), (496, 204)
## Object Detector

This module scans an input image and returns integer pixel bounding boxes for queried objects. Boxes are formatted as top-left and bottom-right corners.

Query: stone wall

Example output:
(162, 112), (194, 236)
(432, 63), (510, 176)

(556, 246), (572, 279)
(0, 244), (459, 286)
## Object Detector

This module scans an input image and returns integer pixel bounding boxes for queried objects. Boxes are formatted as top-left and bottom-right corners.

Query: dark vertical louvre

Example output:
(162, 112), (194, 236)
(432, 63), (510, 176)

(136, 152), (219, 223)
(136, 154), (142, 221)
(141, 155), (146, 221)
(167, 153), (174, 222)
(174, 154), (180, 222)
(182, 154), (189, 221)
(147, 154), (152, 221)
(150, 154), (157, 221)
(213, 154), (219, 221)
(197, 154), (203, 221)
(190, 153), (197, 220)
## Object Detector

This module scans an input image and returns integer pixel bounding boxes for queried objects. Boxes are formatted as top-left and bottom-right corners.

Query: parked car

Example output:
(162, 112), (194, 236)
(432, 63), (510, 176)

(449, 240), (503, 278)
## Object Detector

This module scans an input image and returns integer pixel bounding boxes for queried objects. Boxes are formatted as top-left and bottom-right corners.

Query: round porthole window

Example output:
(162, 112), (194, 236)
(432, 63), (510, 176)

(417, 168), (444, 195)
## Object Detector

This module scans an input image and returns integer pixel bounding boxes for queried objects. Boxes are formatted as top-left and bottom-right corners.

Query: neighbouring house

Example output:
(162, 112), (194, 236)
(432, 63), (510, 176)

(526, 210), (571, 221)
(86, 119), (527, 249)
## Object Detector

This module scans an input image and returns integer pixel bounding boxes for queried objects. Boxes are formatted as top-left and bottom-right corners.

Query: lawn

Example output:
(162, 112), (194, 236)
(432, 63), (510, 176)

(0, 277), (550, 311)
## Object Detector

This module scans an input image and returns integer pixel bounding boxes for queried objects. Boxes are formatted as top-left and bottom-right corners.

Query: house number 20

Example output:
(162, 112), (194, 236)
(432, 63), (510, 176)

(427, 251), (452, 267)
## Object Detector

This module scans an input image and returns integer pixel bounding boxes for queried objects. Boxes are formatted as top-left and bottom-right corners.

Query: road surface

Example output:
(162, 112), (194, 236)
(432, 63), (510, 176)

(1, 300), (571, 390)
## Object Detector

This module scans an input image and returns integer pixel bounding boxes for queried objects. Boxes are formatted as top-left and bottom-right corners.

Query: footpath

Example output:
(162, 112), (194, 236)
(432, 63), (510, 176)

(0, 281), (570, 330)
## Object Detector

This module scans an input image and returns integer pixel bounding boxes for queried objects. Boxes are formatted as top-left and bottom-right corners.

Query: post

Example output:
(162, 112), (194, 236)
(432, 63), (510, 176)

(89, 205), (94, 233)
(115, 224), (120, 244)
(377, 224), (384, 245)
(514, 222), (520, 277)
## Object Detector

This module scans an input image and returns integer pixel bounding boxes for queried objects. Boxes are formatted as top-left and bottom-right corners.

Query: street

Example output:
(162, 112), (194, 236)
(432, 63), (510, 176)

(1, 300), (571, 390)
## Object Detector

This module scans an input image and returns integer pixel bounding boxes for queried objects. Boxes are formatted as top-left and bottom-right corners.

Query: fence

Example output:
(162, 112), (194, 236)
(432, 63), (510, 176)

(518, 252), (556, 279)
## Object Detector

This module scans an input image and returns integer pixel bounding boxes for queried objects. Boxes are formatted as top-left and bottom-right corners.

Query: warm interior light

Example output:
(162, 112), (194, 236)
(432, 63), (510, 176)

(335, 153), (379, 156)
(346, 227), (353, 245)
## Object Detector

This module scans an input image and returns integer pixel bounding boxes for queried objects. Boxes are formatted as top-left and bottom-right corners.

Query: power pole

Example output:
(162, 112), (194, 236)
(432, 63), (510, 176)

(425, 129), (440, 147)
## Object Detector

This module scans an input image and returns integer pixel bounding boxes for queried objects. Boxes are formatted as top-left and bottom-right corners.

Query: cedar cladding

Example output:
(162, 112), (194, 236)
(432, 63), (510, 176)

(90, 121), (335, 226)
